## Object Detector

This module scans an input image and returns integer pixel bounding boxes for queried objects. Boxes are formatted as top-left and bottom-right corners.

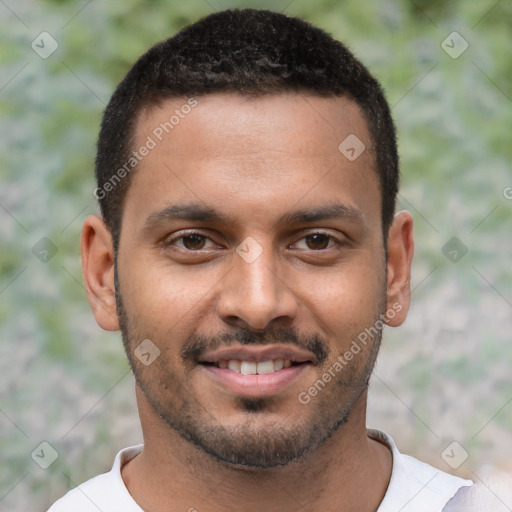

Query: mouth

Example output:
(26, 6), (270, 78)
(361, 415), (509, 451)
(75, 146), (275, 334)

(200, 358), (306, 374)
(197, 345), (315, 398)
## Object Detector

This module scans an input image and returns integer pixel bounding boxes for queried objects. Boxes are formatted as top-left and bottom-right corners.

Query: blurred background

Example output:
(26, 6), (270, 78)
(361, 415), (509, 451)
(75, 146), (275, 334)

(0, 0), (511, 509)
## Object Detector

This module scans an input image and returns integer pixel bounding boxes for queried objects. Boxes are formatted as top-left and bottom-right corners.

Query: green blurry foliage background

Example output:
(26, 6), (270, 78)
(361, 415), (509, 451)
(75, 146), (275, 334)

(0, 0), (511, 509)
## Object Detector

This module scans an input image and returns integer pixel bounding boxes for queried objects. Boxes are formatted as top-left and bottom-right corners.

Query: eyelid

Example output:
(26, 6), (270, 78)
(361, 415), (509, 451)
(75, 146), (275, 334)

(163, 229), (219, 250)
(288, 231), (344, 250)
(163, 229), (345, 252)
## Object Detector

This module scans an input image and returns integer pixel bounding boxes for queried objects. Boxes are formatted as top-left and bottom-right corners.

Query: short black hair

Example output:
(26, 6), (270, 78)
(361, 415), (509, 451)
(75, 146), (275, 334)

(94, 8), (399, 250)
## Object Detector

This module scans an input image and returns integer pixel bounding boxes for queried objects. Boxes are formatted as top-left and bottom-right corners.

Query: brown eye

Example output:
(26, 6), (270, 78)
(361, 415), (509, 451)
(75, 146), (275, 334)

(181, 234), (207, 250)
(163, 231), (219, 253)
(305, 233), (331, 250)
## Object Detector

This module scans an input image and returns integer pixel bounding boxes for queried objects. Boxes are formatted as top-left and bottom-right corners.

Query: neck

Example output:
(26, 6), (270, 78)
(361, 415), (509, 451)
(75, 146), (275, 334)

(122, 385), (392, 512)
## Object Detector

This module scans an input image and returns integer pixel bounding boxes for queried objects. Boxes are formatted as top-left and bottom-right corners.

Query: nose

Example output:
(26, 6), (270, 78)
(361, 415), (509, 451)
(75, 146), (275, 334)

(216, 241), (299, 331)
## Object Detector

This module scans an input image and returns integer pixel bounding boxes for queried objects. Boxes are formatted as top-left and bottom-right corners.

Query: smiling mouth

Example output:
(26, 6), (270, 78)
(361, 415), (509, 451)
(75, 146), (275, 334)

(200, 359), (310, 374)
(198, 349), (314, 397)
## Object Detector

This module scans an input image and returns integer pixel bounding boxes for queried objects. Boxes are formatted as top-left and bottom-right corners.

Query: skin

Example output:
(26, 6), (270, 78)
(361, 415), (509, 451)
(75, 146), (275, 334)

(81, 92), (414, 511)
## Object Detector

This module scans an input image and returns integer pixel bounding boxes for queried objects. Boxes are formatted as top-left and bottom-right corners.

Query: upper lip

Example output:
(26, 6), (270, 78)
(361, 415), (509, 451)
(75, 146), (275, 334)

(198, 344), (315, 365)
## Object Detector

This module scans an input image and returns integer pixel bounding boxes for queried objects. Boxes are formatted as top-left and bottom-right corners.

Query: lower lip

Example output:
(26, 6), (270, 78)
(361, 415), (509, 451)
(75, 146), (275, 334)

(200, 364), (310, 398)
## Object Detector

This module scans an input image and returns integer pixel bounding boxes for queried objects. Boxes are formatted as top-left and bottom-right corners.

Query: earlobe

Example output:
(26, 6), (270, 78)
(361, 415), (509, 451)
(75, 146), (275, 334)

(81, 215), (120, 332)
(384, 210), (414, 327)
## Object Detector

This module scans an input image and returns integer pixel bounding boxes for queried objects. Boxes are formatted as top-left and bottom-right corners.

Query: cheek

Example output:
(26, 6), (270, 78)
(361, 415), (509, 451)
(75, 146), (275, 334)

(299, 270), (385, 365)
(302, 257), (384, 320)
(124, 256), (208, 308)
(120, 260), (221, 348)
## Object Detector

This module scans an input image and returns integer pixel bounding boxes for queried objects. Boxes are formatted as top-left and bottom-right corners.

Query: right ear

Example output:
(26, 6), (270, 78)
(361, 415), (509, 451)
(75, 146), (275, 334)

(80, 215), (120, 331)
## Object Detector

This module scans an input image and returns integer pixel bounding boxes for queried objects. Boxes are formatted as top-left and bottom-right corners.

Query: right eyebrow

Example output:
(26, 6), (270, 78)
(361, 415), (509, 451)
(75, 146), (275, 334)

(144, 203), (229, 231)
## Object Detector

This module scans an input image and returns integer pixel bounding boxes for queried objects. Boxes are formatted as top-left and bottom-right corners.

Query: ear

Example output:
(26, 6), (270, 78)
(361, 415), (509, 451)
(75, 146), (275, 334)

(81, 215), (120, 331)
(384, 210), (414, 327)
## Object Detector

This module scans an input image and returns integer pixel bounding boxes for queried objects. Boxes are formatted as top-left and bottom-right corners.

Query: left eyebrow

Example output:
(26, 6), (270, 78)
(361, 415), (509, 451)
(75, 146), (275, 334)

(276, 203), (364, 226)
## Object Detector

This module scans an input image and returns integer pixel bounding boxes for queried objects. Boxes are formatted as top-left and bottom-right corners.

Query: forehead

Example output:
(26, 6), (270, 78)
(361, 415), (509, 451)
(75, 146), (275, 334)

(124, 92), (380, 232)
(135, 92), (373, 161)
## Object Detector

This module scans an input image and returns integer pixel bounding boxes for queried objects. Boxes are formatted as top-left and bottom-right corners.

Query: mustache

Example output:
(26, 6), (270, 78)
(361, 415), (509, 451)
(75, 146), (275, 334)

(181, 326), (330, 366)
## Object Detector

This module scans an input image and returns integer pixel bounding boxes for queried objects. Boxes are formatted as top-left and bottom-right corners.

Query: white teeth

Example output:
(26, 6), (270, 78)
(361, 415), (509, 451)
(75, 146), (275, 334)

(273, 359), (284, 371)
(219, 359), (295, 374)
(227, 360), (241, 372)
(256, 360), (274, 375)
(240, 361), (257, 375)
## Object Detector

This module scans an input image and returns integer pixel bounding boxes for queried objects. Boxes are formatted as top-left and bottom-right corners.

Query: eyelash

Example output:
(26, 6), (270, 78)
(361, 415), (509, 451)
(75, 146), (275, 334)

(163, 230), (343, 252)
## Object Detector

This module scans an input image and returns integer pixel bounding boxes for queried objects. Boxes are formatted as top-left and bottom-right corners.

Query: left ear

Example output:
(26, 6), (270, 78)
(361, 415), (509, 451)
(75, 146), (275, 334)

(384, 210), (414, 327)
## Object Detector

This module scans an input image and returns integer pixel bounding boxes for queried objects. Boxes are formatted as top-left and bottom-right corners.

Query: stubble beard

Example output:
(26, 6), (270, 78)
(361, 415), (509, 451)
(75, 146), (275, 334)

(114, 259), (386, 469)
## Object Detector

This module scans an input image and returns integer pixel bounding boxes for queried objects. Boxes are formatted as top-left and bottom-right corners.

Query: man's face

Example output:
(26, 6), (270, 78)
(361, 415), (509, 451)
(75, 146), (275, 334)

(115, 93), (388, 468)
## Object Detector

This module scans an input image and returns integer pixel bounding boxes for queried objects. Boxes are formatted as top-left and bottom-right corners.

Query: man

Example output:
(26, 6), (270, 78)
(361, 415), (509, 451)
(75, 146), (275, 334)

(48, 8), (485, 511)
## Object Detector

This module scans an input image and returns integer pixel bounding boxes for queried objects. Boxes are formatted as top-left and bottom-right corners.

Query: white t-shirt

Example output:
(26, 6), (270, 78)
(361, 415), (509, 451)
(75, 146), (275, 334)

(47, 429), (480, 511)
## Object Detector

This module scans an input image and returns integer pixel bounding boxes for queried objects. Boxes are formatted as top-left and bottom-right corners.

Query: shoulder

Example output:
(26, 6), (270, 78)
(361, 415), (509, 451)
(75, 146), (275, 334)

(47, 471), (114, 512)
(368, 430), (473, 512)
(443, 468), (512, 511)
(46, 444), (144, 512)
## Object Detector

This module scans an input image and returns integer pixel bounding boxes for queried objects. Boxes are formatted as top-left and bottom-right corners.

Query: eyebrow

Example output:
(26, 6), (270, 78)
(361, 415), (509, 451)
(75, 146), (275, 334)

(279, 203), (363, 225)
(143, 202), (364, 231)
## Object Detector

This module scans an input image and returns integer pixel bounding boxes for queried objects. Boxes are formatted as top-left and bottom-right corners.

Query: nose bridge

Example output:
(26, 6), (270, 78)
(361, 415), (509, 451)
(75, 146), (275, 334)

(238, 242), (278, 296)
(217, 236), (297, 329)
